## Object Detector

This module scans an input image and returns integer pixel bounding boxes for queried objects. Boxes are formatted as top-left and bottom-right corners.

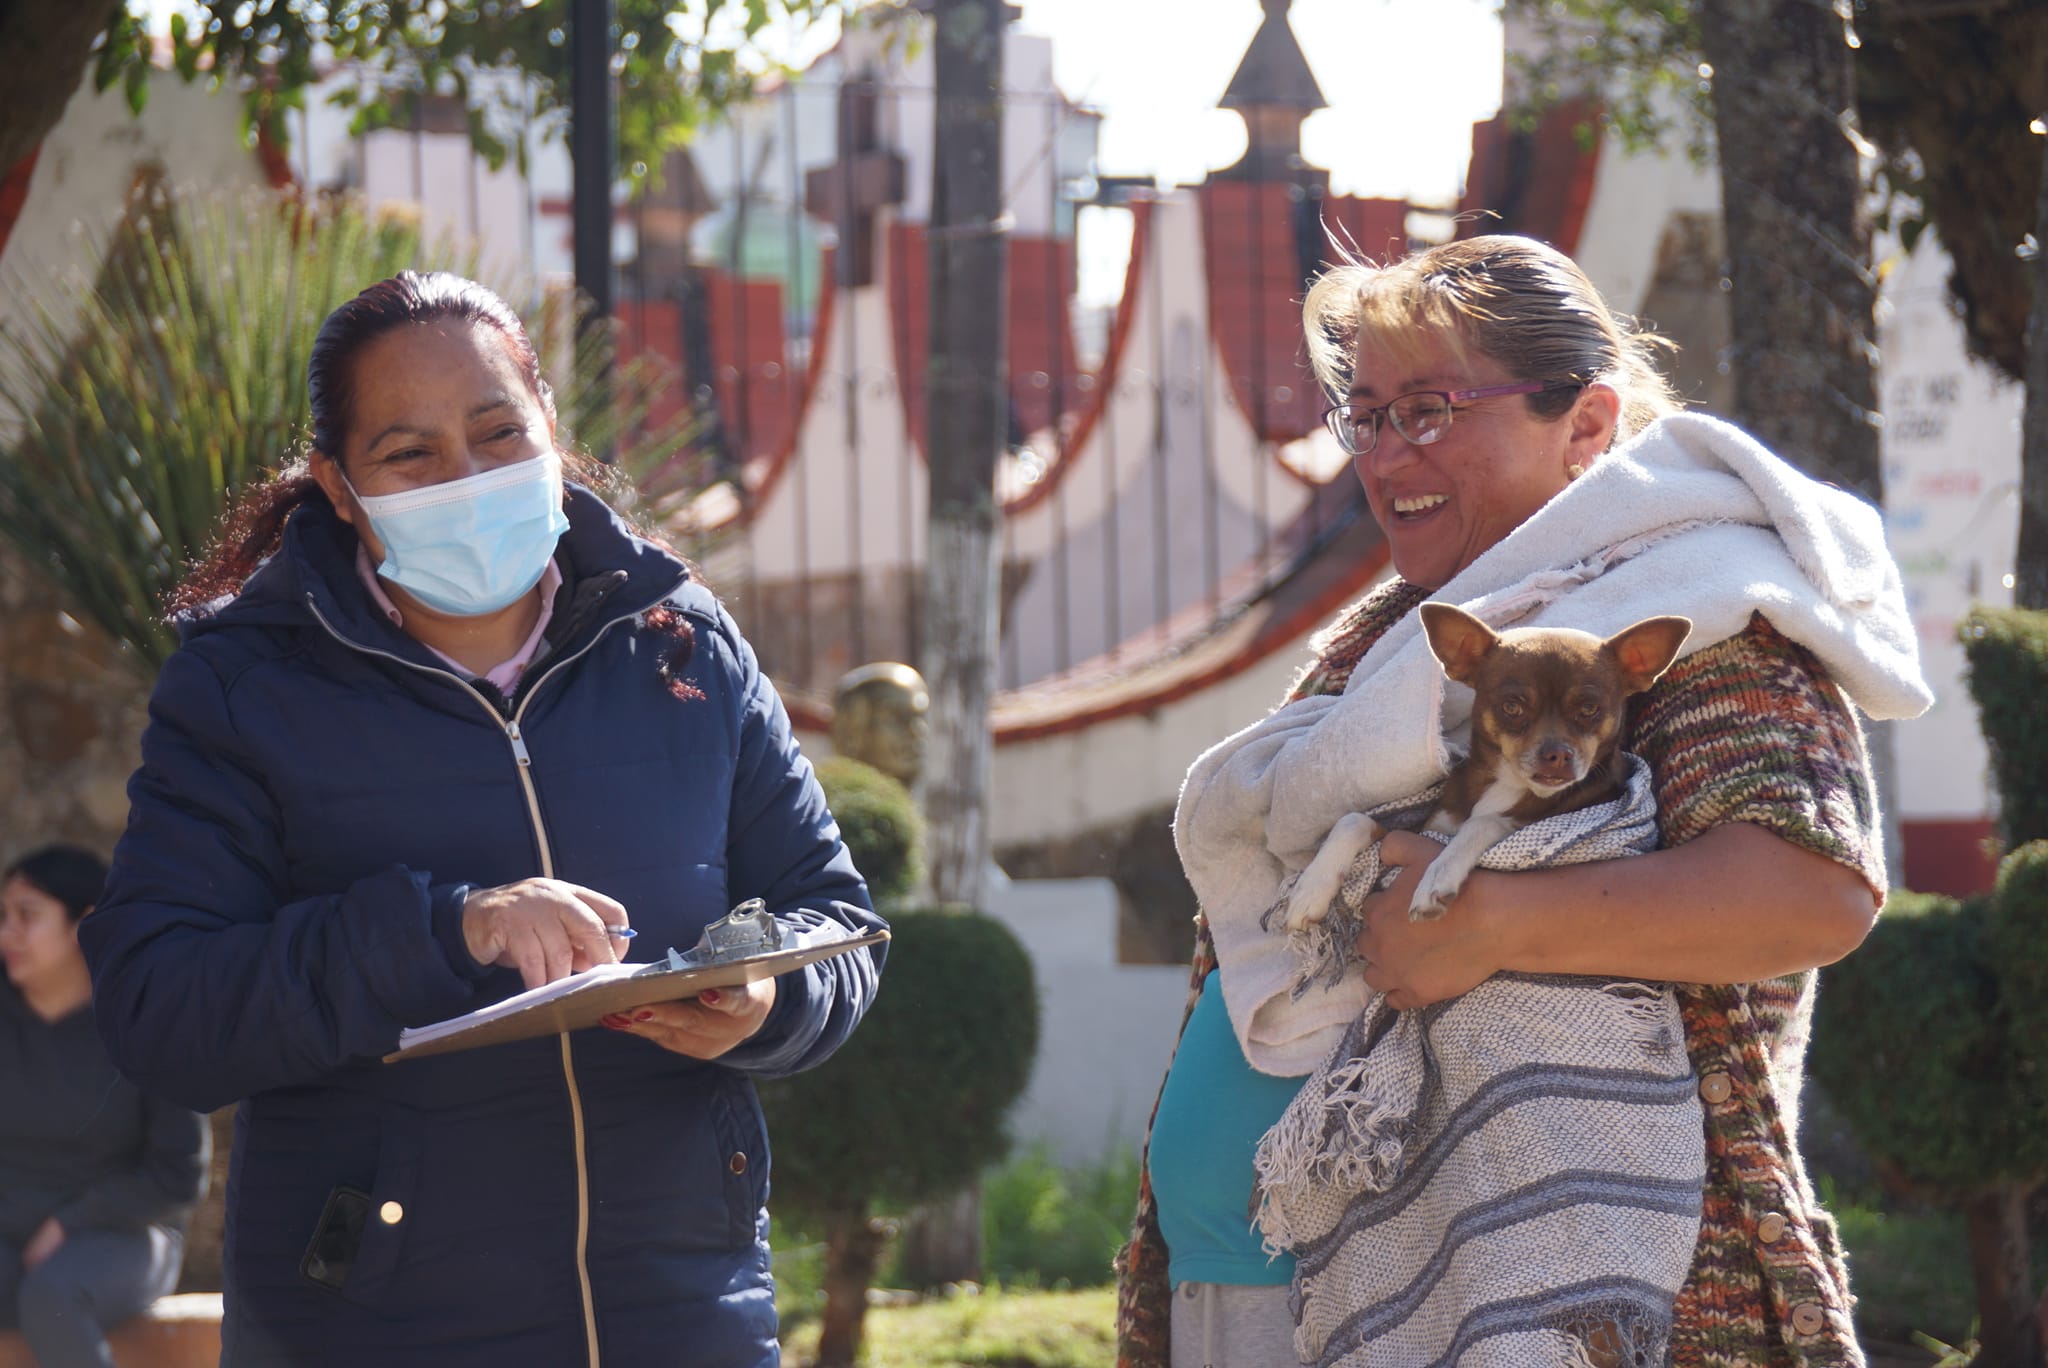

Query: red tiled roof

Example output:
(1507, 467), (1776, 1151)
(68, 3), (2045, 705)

(1200, 183), (1407, 444)
(1456, 98), (1603, 255)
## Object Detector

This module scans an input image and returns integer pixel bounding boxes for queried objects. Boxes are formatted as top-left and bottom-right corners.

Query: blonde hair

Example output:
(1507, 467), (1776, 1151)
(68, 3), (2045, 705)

(1302, 235), (1680, 443)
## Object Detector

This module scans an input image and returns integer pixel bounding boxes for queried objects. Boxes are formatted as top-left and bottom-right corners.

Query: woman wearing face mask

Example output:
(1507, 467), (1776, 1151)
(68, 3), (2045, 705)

(2, 844), (208, 1368)
(79, 272), (887, 1368)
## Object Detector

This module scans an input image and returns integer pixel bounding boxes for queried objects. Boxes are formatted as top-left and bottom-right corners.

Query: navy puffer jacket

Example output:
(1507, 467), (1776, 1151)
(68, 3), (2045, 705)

(80, 485), (885, 1368)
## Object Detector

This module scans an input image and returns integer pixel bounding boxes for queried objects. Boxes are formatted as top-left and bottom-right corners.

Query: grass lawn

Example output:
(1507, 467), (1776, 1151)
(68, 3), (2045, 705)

(779, 1287), (1116, 1368)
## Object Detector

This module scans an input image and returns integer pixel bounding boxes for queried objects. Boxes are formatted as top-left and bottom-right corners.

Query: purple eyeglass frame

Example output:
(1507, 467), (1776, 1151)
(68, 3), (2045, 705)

(1322, 378), (1584, 455)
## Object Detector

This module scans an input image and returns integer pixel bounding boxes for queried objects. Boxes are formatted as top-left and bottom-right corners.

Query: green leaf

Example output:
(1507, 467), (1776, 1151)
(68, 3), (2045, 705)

(124, 59), (150, 116)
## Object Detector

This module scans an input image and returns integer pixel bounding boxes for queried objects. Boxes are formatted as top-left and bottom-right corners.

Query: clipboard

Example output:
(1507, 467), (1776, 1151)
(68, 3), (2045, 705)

(385, 922), (888, 1063)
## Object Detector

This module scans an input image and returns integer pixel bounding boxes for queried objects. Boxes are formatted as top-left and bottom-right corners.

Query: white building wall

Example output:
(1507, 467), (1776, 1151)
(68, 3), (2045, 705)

(0, 69), (267, 387)
(1877, 233), (2021, 820)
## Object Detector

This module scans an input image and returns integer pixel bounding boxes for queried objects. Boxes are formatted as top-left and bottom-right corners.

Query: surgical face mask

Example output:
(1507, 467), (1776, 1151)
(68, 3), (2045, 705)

(346, 452), (570, 617)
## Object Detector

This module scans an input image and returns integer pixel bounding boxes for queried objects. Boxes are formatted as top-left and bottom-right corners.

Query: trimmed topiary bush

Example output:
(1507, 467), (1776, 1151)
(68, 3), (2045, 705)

(1811, 609), (2048, 1366)
(763, 905), (1037, 1208)
(1960, 607), (2048, 849)
(760, 904), (1038, 1366)
(813, 756), (924, 905)
(1811, 892), (2041, 1192)
(1985, 841), (2048, 1077)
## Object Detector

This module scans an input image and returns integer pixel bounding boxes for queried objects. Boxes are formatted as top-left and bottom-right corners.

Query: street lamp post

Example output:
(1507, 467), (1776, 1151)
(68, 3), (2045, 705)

(570, 0), (616, 457)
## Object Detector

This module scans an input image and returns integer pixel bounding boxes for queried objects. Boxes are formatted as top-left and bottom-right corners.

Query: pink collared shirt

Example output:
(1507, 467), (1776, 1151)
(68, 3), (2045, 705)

(355, 546), (562, 695)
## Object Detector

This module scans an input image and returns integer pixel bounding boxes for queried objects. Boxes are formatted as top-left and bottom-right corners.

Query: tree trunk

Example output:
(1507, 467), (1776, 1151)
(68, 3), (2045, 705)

(1854, 1), (2048, 383)
(2014, 131), (2048, 610)
(1966, 1182), (2043, 1368)
(912, 0), (1011, 1288)
(0, 0), (123, 180)
(921, 0), (1009, 928)
(1697, 0), (1902, 875)
(1698, 0), (1881, 499)
(813, 1209), (889, 1368)
(895, 1186), (983, 1290)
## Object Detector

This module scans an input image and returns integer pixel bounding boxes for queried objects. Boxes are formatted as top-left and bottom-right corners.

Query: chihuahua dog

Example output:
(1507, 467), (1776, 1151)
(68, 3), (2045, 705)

(1288, 604), (1692, 930)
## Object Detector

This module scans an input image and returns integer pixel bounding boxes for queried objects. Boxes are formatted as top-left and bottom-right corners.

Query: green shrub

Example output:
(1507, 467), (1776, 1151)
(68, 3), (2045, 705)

(762, 905), (1038, 1216)
(813, 756), (923, 905)
(762, 904), (1038, 1364)
(768, 1216), (829, 1328)
(1983, 841), (2048, 1126)
(1960, 608), (2048, 849)
(978, 1145), (1142, 1291)
(1811, 891), (2044, 1191)
(1827, 1189), (1978, 1347)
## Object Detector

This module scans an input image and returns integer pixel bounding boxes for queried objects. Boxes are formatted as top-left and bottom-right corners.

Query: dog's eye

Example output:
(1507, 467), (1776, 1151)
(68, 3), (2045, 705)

(1499, 699), (1527, 719)
(1573, 701), (1603, 721)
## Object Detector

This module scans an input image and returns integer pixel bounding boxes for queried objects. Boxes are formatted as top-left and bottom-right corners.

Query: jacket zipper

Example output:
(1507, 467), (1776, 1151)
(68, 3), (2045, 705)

(306, 585), (682, 1368)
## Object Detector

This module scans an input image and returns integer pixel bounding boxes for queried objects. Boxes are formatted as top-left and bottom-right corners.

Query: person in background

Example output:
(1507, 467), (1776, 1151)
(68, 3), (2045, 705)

(1, 843), (208, 1368)
(80, 271), (886, 1368)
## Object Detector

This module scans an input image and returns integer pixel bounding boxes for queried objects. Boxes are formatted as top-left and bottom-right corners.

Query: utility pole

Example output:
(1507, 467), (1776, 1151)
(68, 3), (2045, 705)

(570, 0), (616, 455)
(922, 0), (1013, 914)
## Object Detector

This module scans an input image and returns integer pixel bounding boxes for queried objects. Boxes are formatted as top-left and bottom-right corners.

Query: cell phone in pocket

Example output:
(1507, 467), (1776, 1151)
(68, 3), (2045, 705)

(300, 1186), (371, 1291)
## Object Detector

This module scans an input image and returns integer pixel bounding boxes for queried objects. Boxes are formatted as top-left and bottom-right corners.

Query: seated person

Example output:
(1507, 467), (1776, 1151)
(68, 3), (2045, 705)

(1, 844), (208, 1368)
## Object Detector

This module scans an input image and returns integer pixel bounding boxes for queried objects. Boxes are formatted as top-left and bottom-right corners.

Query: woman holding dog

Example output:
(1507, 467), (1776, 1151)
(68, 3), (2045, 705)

(1118, 235), (1929, 1368)
(79, 271), (886, 1367)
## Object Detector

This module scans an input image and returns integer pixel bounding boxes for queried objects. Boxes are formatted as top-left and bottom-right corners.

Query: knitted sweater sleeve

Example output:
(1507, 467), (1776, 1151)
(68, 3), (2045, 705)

(1628, 613), (1885, 895)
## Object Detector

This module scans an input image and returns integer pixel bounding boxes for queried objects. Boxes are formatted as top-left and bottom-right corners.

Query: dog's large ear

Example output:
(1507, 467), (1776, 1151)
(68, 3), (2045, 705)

(1418, 603), (1499, 684)
(1605, 615), (1693, 694)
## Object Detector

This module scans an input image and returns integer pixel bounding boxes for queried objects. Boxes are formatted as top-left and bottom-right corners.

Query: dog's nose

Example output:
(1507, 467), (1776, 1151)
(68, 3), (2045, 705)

(1530, 742), (1580, 785)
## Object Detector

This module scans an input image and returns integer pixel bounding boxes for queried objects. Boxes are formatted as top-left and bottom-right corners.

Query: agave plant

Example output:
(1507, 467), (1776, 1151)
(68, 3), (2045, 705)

(0, 184), (704, 677)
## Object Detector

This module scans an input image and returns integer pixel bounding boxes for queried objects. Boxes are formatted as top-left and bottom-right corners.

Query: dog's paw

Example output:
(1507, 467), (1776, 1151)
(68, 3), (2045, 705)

(1408, 866), (1459, 922)
(1285, 865), (1343, 929)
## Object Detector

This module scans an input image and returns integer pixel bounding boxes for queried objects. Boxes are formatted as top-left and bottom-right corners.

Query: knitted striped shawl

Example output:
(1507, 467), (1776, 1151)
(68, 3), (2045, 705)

(1251, 757), (1706, 1368)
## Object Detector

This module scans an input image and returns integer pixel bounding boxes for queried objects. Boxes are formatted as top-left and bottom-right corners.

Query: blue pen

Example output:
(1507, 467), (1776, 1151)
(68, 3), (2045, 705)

(610, 926), (638, 939)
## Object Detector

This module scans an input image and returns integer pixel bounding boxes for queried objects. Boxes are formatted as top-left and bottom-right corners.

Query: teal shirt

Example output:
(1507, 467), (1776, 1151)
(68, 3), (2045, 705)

(1146, 970), (1306, 1287)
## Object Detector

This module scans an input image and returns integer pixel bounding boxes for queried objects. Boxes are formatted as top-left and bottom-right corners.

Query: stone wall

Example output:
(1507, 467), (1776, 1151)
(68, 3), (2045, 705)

(993, 801), (1197, 967)
(0, 546), (149, 868)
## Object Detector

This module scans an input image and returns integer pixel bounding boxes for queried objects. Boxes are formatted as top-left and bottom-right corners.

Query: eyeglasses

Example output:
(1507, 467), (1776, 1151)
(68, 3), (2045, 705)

(1321, 379), (1584, 456)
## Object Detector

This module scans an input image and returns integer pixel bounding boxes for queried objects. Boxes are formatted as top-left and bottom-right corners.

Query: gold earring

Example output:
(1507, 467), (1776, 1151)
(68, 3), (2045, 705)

(1567, 463), (1585, 481)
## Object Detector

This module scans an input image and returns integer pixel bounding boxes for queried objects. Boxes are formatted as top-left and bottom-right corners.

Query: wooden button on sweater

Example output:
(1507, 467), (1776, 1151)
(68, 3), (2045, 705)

(1757, 1211), (1787, 1244)
(1790, 1303), (1827, 1336)
(1698, 1071), (1733, 1105)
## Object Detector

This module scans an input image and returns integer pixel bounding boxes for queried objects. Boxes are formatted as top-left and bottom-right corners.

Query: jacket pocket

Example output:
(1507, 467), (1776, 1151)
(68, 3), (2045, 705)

(711, 1073), (769, 1247)
(333, 1103), (425, 1308)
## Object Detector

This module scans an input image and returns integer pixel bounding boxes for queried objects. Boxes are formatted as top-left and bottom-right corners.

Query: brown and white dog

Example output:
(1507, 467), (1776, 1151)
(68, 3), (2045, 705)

(1287, 604), (1692, 930)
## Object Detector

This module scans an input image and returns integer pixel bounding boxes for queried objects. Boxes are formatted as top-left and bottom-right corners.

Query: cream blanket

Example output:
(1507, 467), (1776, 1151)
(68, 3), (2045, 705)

(1173, 412), (1933, 1076)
